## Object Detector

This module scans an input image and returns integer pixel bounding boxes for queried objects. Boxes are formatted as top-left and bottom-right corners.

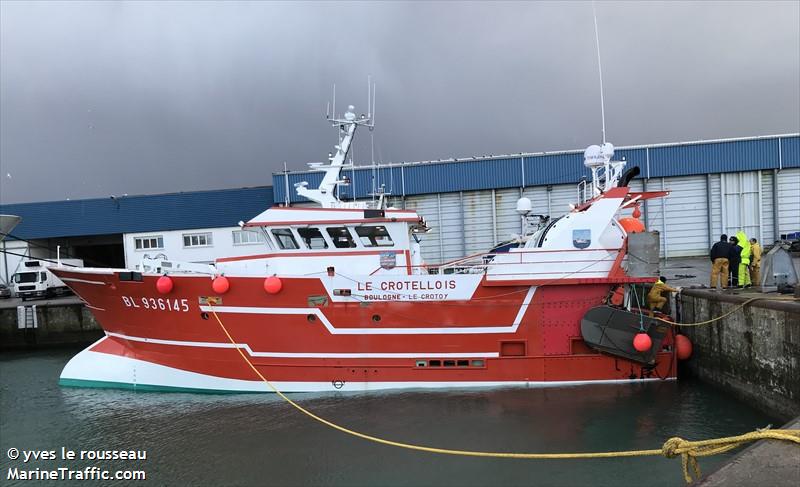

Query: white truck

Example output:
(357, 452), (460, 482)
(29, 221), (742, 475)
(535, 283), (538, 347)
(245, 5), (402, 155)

(11, 259), (84, 300)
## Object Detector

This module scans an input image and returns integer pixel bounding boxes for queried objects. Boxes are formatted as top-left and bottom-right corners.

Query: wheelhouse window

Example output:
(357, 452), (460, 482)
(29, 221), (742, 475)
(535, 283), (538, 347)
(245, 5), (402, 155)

(134, 236), (164, 250)
(183, 232), (213, 248)
(355, 226), (394, 247)
(271, 228), (299, 250)
(326, 227), (357, 249)
(232, 230), (265, 245)
(297, 227), (328, 249)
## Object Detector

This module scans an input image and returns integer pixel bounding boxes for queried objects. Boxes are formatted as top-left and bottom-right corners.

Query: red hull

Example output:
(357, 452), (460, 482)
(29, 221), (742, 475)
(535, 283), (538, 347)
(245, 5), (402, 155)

(55, 268), (676, 392)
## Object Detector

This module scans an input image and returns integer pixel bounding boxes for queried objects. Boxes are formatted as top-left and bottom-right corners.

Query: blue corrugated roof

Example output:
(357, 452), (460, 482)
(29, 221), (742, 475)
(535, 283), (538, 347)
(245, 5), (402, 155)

(0, 186), (273, 240)
(273, 134), (799, 203)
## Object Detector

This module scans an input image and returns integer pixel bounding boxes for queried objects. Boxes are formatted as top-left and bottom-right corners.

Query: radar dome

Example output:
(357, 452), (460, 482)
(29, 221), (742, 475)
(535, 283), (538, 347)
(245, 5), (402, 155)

(516, 197), (532, 215)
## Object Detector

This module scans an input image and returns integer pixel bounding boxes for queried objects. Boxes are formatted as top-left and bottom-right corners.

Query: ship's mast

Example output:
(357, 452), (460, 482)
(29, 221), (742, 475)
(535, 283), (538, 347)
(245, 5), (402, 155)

(296, 83), (376, 208)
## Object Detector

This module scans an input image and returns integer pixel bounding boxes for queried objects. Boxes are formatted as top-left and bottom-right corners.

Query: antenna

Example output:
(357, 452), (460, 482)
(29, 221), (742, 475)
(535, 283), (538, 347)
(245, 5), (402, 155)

(591, 0), (606, 144)
(332, 83), (336, 121)
(367, 75), (371, 118)
(371, 83), (376, 127)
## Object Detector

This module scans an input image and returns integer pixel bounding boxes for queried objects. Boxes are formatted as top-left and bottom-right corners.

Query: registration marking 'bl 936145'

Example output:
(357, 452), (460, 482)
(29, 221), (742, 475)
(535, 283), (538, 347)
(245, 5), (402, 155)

(121, 296), (189, 312)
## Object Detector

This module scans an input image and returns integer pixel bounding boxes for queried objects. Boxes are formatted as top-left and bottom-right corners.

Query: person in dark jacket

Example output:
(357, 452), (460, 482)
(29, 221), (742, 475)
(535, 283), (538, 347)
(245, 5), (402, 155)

(728, 236), (742, 287)
(709, 234), (731, 289)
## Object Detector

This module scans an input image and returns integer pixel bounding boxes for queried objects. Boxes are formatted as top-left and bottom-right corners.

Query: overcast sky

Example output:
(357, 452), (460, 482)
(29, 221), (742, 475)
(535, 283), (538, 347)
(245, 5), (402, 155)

(1, 0), (798, 204)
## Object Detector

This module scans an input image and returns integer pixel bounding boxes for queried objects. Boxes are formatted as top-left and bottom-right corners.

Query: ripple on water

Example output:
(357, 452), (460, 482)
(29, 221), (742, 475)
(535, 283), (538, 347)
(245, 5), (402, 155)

(0, 348), (779, 487)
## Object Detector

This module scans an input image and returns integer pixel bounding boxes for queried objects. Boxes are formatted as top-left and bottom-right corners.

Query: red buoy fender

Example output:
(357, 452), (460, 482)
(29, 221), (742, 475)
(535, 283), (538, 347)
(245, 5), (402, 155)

(156, 275), (173, 294)
(264, 276), (282, 294)
(633, 333), (652, 352)
(212, 276), (230, 294)
(675, 334), (693, 360)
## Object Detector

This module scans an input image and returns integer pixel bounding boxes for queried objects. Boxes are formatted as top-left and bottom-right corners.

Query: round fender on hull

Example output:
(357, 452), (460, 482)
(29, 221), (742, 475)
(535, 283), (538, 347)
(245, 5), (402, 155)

(212, 276), (230, 294)
(675, 334), (693, 360)
(156, 275), (173, 294)
(264, 276), (283, 294)
(633, 333), (652, 352)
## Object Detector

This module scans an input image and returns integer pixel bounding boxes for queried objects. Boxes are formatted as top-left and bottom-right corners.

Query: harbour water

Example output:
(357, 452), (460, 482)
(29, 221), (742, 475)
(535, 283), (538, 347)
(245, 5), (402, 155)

(1, 348), (778, 487)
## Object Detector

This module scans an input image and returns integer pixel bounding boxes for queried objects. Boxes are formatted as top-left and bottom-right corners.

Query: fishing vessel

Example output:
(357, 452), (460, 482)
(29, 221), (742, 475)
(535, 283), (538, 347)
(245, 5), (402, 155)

(55, 104), (677, 393)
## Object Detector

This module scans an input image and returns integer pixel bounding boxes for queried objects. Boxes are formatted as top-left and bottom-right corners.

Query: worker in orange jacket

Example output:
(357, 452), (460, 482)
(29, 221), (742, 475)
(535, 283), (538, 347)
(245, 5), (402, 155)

(749, 238), (762, 286)
(647, 276), (679, 316)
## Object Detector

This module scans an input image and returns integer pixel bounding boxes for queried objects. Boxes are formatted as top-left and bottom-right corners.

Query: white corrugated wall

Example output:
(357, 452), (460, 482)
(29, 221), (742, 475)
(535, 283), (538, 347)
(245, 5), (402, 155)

(404, 194), (441, 263)
(383, 168), (789, 264)
(495, 188), (524, 243)
(777, 168), (800, 237)
(722, 172), (761, 242)
(463, 190), (495, 255)
(438, 193), (464, 262)
(760, 171), (774, 244)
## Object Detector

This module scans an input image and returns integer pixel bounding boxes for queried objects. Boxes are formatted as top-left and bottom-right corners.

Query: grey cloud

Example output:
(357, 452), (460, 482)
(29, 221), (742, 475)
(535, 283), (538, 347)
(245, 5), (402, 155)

(1, 0), (798, 203)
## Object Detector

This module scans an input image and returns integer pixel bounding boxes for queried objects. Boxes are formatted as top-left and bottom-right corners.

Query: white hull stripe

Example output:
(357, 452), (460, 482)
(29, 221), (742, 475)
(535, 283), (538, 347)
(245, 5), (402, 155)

(105, 331), (499, 359)
(199, 286), (537, 335)
(62, 348), (673, 393)
(61, 277), (106, 286)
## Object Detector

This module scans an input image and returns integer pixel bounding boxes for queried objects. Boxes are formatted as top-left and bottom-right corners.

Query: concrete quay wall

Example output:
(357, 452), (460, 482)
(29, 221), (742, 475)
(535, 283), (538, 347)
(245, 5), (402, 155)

(679, 289), (800, 421)
(0, 301), (102, 350)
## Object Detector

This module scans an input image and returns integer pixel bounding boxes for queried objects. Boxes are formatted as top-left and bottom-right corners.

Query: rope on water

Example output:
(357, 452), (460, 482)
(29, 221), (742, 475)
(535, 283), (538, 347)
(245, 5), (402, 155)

(208, 306), (800, 484)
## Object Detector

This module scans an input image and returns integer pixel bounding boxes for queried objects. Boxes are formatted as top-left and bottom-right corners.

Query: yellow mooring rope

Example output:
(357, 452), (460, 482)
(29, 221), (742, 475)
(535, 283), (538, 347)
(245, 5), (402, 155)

(665, 296), (799, 327)
(208, 307), (800, 484)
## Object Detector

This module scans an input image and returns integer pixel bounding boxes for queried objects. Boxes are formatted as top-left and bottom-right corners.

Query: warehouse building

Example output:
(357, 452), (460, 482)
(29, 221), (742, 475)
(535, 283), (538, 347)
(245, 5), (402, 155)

(1, 133), (798, 284)
(275, 133), (800, 264)
(0, 187), (273, 284)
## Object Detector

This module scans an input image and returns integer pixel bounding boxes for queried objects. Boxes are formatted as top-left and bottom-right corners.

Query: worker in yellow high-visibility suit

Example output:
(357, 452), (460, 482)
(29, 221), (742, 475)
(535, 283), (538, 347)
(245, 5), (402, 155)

(735, 231), (751, 288)
(749, 238), (762, 286)
(647, 276), (679, 316)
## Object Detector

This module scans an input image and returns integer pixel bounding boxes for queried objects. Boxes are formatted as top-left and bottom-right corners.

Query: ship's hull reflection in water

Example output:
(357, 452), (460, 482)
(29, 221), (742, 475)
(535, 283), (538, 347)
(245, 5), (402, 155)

(0, 348), (778, 487)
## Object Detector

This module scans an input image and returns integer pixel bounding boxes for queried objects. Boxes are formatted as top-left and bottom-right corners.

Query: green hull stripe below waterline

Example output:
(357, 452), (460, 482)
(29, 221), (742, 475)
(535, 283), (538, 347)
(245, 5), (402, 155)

(58, 378), (265, 394)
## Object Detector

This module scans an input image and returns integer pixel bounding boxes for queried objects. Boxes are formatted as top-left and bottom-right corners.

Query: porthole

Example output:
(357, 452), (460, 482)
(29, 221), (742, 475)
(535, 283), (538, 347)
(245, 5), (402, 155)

(372, 314), (381, 322)
(415, 361), (426, 367)
(200, 312), (209, 320)
(429, 360), (441, 367)
(471, 360), (485, 367)
(307, 314), (317, 323)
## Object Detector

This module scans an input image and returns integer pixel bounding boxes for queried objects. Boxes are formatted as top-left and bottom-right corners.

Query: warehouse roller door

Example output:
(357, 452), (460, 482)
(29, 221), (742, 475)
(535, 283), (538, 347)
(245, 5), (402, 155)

(722, 172), (761, 243)
(437, 193), (465, 262)
(645, 176), (708, 258)
(463, 190), (495, 255)
(760, 172), (774, 244)
(403, 194), (441, 263)
(777, 168), (800, 237)
(495, 188), (524, 244)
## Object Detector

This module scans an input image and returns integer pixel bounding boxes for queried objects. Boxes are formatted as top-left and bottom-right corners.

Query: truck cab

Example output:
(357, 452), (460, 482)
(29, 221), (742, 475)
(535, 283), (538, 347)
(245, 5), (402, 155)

(12, 259), (83, 300)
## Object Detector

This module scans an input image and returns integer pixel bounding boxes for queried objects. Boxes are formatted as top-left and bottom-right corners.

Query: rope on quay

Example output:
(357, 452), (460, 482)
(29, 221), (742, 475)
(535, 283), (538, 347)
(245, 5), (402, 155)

(208, 306), (800, 484)
(664, 296), (799, 327)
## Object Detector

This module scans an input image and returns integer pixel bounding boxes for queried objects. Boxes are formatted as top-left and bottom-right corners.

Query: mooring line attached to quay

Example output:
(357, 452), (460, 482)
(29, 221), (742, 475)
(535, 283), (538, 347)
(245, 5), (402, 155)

(207, 306), (800, 484)
(663, 295), (799, 327)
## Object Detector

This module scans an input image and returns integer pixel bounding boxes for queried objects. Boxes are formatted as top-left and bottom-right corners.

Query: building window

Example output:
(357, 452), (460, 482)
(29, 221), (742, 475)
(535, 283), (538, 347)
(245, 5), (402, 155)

(232, 230), (266, 245)
(326, 227), (357, 248)
(183, 232), (213, 248)
(355, 226), (394, 247)
(297, 227), (328, 249)
(271, 228), (299, 250)
(134, 236), (164, 250)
